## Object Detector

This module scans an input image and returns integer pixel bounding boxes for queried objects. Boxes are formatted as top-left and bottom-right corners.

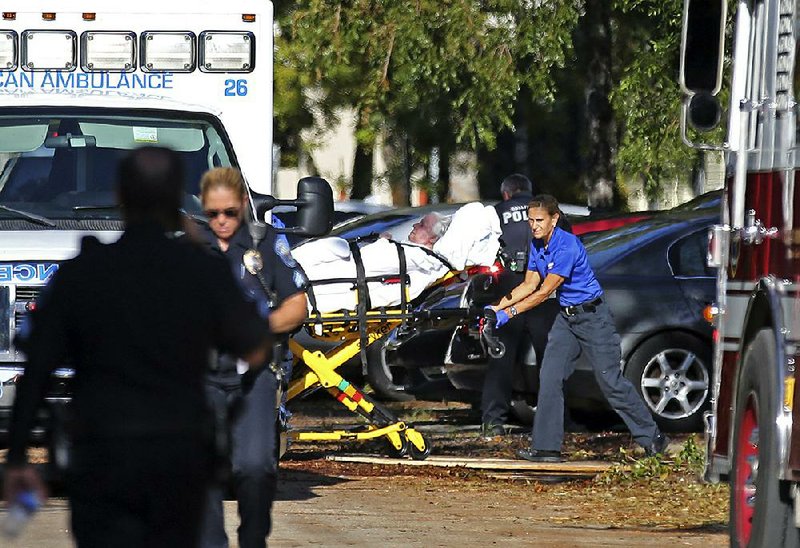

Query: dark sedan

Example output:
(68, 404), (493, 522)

(445, 210), (718, 432)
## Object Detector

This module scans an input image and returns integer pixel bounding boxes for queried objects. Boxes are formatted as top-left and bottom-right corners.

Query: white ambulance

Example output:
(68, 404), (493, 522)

(0, 1), (330, 440)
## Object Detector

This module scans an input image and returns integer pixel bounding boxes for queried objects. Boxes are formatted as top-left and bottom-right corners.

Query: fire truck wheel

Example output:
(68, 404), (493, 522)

(624, 332), (711, 432)
(366, 339), (415, 402)
(729, 329), (800, 548)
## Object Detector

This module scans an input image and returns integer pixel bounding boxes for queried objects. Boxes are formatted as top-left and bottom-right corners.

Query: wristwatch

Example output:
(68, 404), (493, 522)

(509, 306), (518, 317)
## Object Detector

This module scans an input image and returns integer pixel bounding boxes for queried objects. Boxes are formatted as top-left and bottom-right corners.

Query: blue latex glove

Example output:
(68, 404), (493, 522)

(483, 306), (510, 329)
(495, 309), (510, 328)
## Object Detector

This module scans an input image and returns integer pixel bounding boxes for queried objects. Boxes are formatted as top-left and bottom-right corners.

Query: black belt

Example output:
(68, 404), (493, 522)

(562, 297), (602, 317)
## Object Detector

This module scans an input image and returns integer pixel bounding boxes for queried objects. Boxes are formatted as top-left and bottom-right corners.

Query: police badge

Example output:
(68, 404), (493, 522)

(243, 249), (264, 275)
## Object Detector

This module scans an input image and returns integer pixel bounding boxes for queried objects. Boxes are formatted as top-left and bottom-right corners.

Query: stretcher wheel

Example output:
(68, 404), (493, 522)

(487, 340), (505, 359)
(386, 437), (409, 458)
(408, 435), (431, 461)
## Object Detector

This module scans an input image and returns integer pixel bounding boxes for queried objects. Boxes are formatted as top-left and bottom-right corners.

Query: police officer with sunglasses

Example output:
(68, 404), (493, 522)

(487, 194), (669, 463)
(199, 167), (308, 548)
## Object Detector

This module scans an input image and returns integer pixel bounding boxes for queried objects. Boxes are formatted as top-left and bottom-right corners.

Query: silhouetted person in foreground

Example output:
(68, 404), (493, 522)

(3, 146), (272, 548)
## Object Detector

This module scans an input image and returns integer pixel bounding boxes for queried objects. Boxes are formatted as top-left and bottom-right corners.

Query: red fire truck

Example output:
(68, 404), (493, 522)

(681, 0), (800, 546)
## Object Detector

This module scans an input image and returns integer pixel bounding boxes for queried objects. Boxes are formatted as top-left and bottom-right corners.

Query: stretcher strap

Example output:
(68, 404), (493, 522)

(393, 241), (409, 327)
(349, 241), (371, 370)
(305, 277), (320, 316)
(415, 245), (466, 281)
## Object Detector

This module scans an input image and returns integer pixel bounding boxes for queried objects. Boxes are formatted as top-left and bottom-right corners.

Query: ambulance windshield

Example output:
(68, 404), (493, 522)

(0, 108), (234, 223)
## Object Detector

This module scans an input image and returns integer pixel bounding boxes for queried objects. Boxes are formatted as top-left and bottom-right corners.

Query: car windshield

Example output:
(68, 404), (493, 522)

(0, 108), (234, 224)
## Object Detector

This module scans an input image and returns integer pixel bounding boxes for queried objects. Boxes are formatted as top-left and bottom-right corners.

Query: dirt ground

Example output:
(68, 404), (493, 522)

(268, 397), (729, 547)
(1, 398), (729, 547)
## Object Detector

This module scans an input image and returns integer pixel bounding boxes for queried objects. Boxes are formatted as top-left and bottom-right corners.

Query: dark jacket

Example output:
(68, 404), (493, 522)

(7, 223), (270, 465)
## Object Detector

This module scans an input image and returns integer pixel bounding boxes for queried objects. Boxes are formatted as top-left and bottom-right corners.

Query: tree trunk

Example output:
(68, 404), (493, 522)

(581, 0), (617, 212)
(435, 147), (451, 203)
(350, 142), (373, 200)
(513, 88), (530, 176)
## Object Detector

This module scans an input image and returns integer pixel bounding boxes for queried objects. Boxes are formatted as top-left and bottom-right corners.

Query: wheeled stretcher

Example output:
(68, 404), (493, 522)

(283, 203), (504, 459)
(284, 239), (467, 460)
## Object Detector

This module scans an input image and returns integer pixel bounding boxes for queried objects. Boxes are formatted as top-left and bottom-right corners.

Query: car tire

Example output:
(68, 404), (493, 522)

(366, 340), (415, 402)
(624, 332), (711, 432)
(729, 329), (800, 548)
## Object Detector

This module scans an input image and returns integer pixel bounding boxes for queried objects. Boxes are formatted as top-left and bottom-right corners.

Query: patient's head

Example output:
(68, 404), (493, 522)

(408, 212), (451, 248)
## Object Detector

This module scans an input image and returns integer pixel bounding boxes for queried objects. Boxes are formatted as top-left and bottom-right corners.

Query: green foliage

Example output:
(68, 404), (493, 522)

(596, 435), (706, 485)
(611, 0), (696, 200)
(283, 1), (580, 151)
(274, 0), (720, 204)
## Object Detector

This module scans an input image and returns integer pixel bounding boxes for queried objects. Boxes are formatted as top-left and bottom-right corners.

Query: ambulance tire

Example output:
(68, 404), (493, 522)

(366, 340), (415, 402)
(729, 329), (800, 548)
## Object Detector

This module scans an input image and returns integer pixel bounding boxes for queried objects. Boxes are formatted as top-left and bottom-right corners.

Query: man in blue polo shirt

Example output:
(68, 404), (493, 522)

(486, 194), (669, 462)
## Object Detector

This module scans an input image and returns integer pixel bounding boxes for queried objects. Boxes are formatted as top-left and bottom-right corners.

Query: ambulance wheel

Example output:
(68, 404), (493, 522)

(408, 435), (431, 461)
(386, 437), (409, 459)
(729, 329), (800, 548)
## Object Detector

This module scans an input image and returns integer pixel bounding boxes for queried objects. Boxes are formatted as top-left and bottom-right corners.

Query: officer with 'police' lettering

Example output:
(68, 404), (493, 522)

(487, 194), (670, 462)
(480, 175), (567, 438)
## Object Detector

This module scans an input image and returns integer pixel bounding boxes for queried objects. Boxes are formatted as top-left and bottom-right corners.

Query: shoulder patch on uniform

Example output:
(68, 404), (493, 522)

(274, 237), (298, 268)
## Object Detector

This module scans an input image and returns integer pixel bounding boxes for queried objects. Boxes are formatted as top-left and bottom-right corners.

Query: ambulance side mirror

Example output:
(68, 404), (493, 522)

(252, 177), (334, 237)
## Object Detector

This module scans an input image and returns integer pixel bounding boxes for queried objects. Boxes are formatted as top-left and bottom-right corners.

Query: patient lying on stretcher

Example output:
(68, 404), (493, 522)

(292, 202), (502, 313)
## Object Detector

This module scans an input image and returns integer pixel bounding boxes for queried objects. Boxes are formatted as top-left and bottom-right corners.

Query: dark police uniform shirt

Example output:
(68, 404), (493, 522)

(7, 223), (270, 466)
(527, 226), (603, 307)
(206, 223), (307, 324)
(494, 191), (533, 283)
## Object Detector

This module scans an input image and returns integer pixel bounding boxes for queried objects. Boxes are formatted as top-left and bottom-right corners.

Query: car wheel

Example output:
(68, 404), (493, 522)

(624, 332), (711, 432)
(366, 339), (415, 402)
(729, 329), (800, 548)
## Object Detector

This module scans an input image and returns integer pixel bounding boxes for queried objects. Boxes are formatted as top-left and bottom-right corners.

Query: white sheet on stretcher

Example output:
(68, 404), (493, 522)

(292, 202), (501, 313)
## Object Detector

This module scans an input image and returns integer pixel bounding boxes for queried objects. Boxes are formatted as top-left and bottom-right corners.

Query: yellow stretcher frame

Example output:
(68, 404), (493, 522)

(285, 308), (432, 460)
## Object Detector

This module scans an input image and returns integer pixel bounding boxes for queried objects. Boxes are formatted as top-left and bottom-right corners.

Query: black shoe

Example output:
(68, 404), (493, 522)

(644, 433), (671, 457)
(516, 448), (563, 463)
(479, 423), (505, 439)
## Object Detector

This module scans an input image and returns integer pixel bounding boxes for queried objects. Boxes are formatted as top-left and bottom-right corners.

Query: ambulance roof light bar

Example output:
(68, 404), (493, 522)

(81, 31), (135, 72)
(0, 31), (17, 70)
(199, 31), (254, 73)
(140, 31), (195, 72)
(21, 30), (76, 71)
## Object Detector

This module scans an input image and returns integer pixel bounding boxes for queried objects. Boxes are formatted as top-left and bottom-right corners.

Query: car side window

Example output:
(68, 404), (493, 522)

(669, 229), (714, 277)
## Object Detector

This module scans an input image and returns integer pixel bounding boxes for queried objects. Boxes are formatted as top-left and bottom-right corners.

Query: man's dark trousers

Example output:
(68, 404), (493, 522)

(532, 301), (658, 451)
(201, 367), (278, 548)
(481, 300), (559, 426)
(481, 314), (526, 426)
(69, 436), (212, 548)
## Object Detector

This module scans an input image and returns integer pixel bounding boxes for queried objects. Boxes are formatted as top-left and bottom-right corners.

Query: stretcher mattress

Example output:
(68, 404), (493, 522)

(292, 202), (501, 313)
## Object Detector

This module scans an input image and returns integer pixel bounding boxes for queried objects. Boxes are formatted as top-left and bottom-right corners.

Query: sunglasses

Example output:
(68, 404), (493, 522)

(204, 208), (240, 219)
